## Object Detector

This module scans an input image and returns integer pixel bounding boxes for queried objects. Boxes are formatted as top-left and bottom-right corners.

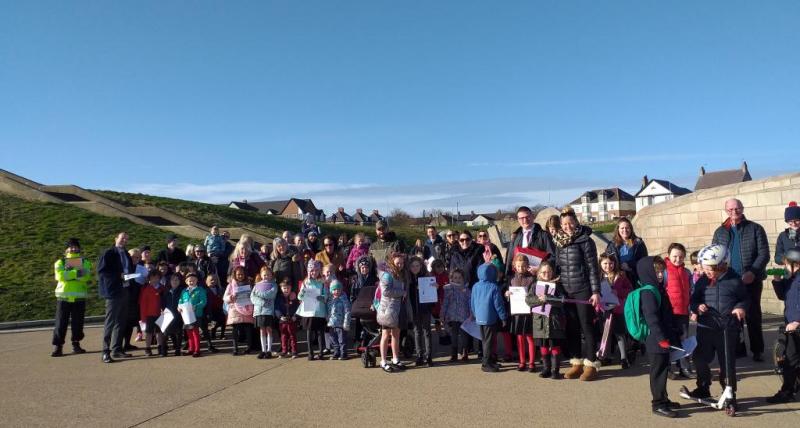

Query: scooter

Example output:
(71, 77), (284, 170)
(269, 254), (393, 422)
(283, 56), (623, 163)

(678, 308), (738, 416)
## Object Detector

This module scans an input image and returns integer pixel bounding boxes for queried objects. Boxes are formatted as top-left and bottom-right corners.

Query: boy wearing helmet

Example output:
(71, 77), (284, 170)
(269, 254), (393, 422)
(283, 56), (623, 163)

(686, 244), (749, 399)
(767, 248), (800, 403)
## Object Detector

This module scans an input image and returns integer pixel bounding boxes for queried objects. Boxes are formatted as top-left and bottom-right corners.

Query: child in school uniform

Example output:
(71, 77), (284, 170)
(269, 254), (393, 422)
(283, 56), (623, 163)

(599, 253), (633, 368)
(251, 266), (278, 359)
(205, 274), (226, 340)
(138, 270), (164, 357)
(526, 260), (567, 379)
(161, 273), (185, 356)
(441, 268), (471, 362)
(275, 278), (300, 358)
(327, 280), (351, 360)
(178, 273), (207, 357)
(506, 254), (536, 372)
(298, 260), (329, 360)
(430, 259), (449, 334)
(224, 266), (255, 356)
(664, 243), (694, 379)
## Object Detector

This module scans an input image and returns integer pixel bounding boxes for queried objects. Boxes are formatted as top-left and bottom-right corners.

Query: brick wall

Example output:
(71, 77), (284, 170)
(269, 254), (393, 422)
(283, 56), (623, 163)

(632, 172), (800, 314)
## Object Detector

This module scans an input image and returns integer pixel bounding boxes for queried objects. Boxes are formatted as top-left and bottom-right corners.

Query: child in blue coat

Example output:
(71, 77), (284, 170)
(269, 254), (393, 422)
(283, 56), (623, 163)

(327, 281), (351, 360)
(470, 263), (508, 372)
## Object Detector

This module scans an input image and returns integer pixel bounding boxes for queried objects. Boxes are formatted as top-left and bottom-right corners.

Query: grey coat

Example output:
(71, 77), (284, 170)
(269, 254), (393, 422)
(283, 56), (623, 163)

(376, 271), (406, 328)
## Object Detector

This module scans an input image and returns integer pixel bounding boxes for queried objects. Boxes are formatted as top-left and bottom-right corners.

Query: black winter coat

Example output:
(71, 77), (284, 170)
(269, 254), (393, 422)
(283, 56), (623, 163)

(775, 228), (800, 265)
(504, 224), (554, 280)
(638, 257), (680, 354)
(449, 243), (484, 287)
(270, 254), (301, 290)
(690, 269), (749, 331)
(554, 227), (601, 295)
(712, 218), (770, 280)
(423, 236), (446, 261)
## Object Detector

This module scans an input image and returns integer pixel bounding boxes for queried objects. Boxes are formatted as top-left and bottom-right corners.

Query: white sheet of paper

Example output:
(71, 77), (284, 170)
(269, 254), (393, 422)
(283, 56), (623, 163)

(670, 336), (697, 362)
(156, 309), (175, 332)
(600, 281), (620, 309)
(124, 273), (142, 281)
(297, 286), (320, 317)
(509, 286), (530, 315)
(460, 318), (482, 340)
(179, 302), (196, 324)
(424, 257), (436, 273)
(418, 277), (438, 304)
(138, 321), (147, 333)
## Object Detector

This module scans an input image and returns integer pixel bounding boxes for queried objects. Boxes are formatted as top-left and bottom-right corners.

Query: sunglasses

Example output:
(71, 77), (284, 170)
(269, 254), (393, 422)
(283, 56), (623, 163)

(478, 234), (487, 238)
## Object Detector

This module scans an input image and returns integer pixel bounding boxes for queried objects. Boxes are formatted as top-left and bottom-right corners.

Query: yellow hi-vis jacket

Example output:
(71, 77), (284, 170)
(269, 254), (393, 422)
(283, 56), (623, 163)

(54, 253), (93, 302)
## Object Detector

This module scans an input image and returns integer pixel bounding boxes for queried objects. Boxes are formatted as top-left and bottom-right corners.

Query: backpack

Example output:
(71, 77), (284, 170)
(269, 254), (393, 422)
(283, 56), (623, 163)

(624, 284), (661, 342)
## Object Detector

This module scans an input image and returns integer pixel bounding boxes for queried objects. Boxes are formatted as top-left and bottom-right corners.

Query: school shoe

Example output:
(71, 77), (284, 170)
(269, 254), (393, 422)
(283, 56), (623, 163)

(666, 400), (681, 409)
(652, 406), (677, 418)
(112, 351), (132, 359)
(620, 359), (630, 370)
(766, 390), (795, 404)
(415, 357), (425, 367)
(71, 342), (86, 354)
(579, 359), (600, 381)
(392, 361), (408, 371)
(551, 354), (563, 379)
(101, 353), (114, 363)
(517, 363), (527, 372)
(257, 352), (266, 359)
(481, 364), (500, 373)
(381, 362), (397, 373)
(564, 359), (584, 379)
(265, 352), (273, 359)
(51, 346), (64, 357)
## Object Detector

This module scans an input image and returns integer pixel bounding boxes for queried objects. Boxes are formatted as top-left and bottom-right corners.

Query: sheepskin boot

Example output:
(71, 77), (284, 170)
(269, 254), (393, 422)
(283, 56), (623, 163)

(564, 358), (584, 379)
(580, 358), (600, 381)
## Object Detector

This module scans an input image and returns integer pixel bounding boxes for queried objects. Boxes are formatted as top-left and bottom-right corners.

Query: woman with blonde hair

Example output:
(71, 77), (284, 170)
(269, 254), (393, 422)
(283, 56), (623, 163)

(228, 234), (265, 282)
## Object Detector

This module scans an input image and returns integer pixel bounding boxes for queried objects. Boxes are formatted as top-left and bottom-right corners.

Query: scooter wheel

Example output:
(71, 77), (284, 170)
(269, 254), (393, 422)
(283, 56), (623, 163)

(361, 353), (369, 368)
(725, 403), (736, 417)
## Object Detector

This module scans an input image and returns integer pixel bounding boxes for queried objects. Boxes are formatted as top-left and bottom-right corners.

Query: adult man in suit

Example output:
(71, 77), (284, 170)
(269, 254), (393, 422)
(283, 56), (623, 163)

(97, 232), (133, 363)
(504, 206), (554, 280)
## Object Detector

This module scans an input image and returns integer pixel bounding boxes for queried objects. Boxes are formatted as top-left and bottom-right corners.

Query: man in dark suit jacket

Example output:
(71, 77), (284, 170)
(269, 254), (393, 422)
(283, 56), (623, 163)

(504, 206), (555, 281)
(97, 232), (133, 362)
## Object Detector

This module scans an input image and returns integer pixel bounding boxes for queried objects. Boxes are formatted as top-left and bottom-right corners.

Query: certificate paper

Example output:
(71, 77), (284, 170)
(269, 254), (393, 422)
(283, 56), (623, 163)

(235, 285), (252, 306)
(418, 277), (438, 304)
(460, 318), (482, 340)
(509, 286), (530, 315)
(297, 286), (320, 317)
(156, 309), (175, 332)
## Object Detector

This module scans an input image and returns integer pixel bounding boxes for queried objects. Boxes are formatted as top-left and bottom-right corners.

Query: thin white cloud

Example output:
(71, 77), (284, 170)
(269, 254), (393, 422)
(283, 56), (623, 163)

(473, 151), (782, 168)
(130, 182), (373, 204)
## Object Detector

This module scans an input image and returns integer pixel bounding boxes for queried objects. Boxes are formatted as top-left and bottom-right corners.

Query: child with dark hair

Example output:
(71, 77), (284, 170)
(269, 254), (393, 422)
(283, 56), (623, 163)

(526, 260), (567, 379)
(441, 268), (470, 362)
(664, 243), (694, 379)
(638, 256), (682, 418)
(138, 270), (164, 357)
(275, 279), (300, 358)
(598, 253), (633, 368)
(161, 273), (185, 356)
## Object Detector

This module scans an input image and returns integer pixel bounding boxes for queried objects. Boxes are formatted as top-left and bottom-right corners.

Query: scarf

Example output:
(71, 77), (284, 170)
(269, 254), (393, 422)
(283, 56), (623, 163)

(553, 226), (583, 249)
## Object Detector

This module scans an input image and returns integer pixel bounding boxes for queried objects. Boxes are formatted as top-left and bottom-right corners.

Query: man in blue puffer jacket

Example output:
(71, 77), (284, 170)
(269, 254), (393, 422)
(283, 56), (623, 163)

(470, 263), (508, 373)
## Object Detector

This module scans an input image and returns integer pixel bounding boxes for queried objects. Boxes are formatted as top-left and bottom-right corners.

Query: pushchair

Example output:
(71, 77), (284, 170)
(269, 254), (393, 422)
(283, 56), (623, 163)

(351, 285), (381, 368)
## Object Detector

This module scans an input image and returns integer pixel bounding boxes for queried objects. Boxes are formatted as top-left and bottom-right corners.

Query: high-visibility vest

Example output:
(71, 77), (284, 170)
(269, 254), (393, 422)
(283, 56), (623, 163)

(54, 254), (93, 302)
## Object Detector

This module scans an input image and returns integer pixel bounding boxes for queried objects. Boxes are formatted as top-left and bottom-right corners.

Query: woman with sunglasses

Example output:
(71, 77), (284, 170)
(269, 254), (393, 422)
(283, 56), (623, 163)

(316, 235), (345, 283)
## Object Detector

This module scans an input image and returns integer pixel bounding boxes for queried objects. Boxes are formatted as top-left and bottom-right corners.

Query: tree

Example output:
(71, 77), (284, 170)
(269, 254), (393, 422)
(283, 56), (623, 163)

(388, 208), (414, 226)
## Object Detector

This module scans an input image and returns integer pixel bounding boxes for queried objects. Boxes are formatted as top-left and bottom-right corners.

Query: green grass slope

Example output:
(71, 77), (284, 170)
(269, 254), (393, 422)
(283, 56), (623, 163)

(0, 194), (191, 322)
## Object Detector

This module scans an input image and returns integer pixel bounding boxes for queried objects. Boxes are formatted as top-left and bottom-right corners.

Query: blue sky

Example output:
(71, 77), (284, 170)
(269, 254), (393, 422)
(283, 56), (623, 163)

(2, 1), (798, 215)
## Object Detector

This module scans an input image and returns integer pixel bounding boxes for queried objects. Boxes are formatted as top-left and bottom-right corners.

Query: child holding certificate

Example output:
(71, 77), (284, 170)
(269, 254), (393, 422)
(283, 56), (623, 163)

(224, 266), (255, 356)
(139, 270), (165, 357)
(525, 261), (567, 379)
(507, 254), (536, 372)
(178, 273), (207, 357)
(252, 266), (278, 359)
(298, 260), (329, 360)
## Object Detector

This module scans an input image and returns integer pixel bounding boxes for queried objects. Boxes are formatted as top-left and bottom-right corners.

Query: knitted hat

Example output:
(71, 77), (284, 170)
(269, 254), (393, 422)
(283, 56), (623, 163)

(307, 260), (322, 271)
(490, 257), (504, 273)
(330, 281), (343, 291)
(357, 257), (371, 269)
(785, 202), (800, 222)
(65, 238), (81, 249)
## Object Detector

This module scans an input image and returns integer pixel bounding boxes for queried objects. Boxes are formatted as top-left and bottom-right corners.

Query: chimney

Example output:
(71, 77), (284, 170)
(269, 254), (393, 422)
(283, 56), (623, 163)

(699, 166), (705, 176)
(471, 210), (475, 216)
(641, 175), (648, 189)
(741, 161), (748, 173)
(372, 209), (379, 215)
(338, 207), (344, 213)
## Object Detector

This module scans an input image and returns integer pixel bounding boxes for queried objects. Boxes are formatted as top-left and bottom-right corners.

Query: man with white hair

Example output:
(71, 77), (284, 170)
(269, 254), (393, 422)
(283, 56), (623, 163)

(711, 198), (770, 361)
(686, 244), (749, 400)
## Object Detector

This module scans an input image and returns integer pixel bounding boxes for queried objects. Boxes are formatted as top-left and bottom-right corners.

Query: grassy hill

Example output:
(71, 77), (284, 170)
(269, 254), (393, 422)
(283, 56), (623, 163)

(94, 190), (428, 245)
(0, 193), (192, 322)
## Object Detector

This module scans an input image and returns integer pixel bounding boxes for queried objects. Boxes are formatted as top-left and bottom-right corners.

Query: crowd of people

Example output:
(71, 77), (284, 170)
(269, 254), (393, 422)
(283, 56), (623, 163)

(49, 199), (800, 417)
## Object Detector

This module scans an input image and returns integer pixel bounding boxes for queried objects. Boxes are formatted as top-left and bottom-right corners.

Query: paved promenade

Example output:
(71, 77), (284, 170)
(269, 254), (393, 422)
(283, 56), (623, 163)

(1, 321), (798, 428)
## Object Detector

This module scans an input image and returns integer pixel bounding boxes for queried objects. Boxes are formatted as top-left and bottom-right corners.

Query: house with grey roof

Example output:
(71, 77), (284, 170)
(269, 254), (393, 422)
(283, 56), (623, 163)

(568, 188), (636, 223)
(635, 175), (693, 211)
(694, 162), (752, 191)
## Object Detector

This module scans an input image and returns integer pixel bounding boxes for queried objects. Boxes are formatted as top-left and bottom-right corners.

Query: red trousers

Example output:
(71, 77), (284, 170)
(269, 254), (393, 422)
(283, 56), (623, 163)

(516, 334), (535, 365)
(279, 322), (297, 353)
(186, 327), (200, 354)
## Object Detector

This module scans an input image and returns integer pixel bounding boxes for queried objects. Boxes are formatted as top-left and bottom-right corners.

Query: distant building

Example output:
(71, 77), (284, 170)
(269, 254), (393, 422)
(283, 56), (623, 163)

(368, 210), (385, 224)
(694, 161), (752, 191)
(329, 207), (353, 224)
(352, 208), (370, 225)
(635, 176), (692, 211)
(569, 188), (636, 223)
(464, 213), (495, 227)
(227, 198), (325, 222)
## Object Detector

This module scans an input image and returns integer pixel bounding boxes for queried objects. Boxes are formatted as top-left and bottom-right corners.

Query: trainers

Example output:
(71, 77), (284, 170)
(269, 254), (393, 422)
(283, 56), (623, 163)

(687, 387), (711, 399)
(766, 390), (795, 404)
(291, 353), (298, 359)
(652, 406), (677, 418)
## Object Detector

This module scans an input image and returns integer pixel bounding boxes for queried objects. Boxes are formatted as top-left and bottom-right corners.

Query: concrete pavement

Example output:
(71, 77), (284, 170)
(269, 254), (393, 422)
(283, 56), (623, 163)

(0, 324), (798, 427)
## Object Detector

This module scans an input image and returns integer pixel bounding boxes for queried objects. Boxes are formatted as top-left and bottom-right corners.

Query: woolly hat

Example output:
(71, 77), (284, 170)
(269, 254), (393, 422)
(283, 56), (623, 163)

(785, 202), (800, 222)
(329, 281), (343, 291)
(357, 257), (371, 269)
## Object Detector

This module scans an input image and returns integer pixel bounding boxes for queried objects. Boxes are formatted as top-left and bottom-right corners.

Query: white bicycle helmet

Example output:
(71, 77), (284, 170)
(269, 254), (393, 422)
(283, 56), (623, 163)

(697, 244), (729, 266)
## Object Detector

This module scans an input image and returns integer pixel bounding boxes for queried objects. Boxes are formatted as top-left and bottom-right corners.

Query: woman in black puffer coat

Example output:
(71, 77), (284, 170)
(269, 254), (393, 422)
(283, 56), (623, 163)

(554, 207), (602, 381)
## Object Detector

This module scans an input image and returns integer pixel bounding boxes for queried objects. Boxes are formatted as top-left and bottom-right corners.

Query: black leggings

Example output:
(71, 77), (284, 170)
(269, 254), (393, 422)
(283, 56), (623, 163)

(565, 288), (597, 362)
(307, 328), (326, 357)
(232, 324), (252, 352)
